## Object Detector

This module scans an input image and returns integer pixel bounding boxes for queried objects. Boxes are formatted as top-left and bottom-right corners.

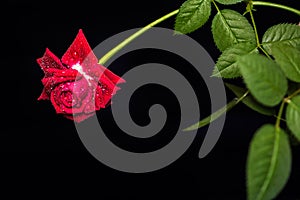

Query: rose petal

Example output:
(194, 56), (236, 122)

(38, 29), (126, 123)
(73, 78), (94, 103)
(64, 112), (96, 123)
(98, 74), (121, 107)
(46, 68), (79, 78)
(61, 29), (98, 68)
(95, 86), (105, 109)
(38, 88), (50, 100)
(50, 78), (95, 115)
(88, 64), (125, 84)
(99, 64), (125, 84)
(38, 69), (81, 100)
(50, 86), (65, 114)
(37, 48), (67, 71)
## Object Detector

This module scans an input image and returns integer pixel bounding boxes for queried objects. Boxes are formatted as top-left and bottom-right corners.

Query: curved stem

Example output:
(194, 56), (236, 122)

(287, 88), (300, 99)
(99, 9), (179, 65)
(183, 91), (249, 131)
(247, 3), (272, 59)
(252, 1), (300, 16)
(275, 88), (300, 130)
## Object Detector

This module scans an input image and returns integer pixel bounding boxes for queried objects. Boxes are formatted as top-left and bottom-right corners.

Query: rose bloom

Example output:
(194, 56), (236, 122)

(37, 29), (125, 122)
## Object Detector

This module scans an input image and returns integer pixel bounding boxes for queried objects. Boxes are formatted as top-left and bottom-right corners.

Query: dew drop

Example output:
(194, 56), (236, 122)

(73, 52), (78, 58)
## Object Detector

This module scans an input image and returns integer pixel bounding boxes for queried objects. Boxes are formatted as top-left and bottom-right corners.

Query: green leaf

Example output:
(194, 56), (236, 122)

(211, 9), (256, 52)
(286, 95), (300, 141)
(247, 124), (292, 200)
(212, 42), (257, 78)
(225, 83), (276, 116)
(175, 0), (211, 34)
(262, 23), (300, 55)
(183, 98), (238, 131)
(271, 44), (300, 83)
(215, 0), (244, 5)
(238, 54), (288, 107)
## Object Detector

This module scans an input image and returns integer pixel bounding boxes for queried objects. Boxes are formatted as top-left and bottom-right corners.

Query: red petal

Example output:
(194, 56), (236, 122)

(38, 68), (80, 101)
(48, 68), (79, 78)
(99, 64), (125, 84)
(95, 86), (105, 109)
(50, 88), (65, 114)
(38, 88), (50, 100)
(64, 113), (95, 123)
(37, 48), (66, 71)
(98, 75), (121, 107)
(63, 115), (74, 120)
(61, 29), (98, 68)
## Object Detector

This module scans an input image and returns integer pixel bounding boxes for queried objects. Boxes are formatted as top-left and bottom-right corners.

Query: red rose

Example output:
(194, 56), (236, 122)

(37, 29), (125, 122)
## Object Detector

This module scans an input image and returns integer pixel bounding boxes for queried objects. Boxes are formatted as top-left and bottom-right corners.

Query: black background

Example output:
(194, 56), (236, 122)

(2, 0), (300, 199)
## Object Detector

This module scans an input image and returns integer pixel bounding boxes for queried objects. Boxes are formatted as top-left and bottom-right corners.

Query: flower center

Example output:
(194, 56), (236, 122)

(71, 63), (93, 86)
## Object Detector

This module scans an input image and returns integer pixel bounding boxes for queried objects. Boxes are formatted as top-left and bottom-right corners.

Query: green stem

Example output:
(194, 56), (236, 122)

(287, 88), (300, 99)
(275, 88), (300, 130)
(275, 101), (285, 130)
(236, 90), (250, 104)
(247, 4), (272, 59)
(183, 91), (249, 131)
(212, 0), (221, 13)
(258, 46), (271, 59)
(99, 9), (179, 65)
(248, 8), (260, 47)
(252, 1), (300, 16)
